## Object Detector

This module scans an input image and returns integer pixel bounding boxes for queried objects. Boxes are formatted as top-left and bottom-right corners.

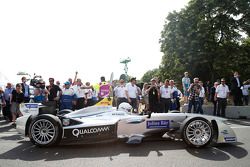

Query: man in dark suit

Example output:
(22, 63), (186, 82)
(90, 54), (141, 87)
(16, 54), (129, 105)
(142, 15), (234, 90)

(230, 71), (243, 106)
(210, 82), (219, 116)
(21, 77), (30, 103)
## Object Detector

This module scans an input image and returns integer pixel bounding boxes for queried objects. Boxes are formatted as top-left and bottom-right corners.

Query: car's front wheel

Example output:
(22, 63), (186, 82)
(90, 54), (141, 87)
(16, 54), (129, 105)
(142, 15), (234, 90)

(29, 114), (62, 147)
(182, 117), (213, 148)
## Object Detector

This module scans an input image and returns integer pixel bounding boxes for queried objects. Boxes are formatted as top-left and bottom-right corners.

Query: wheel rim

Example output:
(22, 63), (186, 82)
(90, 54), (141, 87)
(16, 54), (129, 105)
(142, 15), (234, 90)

(31, 119), (56, 145)
(185, 120), (211, 146)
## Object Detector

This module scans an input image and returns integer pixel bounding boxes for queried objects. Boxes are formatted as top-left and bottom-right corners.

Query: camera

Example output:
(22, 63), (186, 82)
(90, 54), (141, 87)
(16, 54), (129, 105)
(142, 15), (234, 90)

(30, 75), (45, 89)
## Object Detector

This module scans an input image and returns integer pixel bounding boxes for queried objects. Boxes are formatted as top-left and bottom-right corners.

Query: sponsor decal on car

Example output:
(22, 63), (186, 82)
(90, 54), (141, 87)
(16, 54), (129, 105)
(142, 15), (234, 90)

(112, 113), (125, 116)
(25, 103), (39, 109)
(146, 120), (169, 129)
(72, 126), (110, 138)
(224, 137), (236, 142)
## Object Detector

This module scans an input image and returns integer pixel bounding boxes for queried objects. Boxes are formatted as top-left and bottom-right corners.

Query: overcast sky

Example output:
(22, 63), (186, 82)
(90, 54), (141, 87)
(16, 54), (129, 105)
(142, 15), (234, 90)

(0, 0), (189, 84)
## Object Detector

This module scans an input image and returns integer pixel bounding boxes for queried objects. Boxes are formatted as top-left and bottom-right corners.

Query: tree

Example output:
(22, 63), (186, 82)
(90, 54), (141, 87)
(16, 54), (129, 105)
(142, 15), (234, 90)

(159, 0), (250, 82)
(141, 68), (160, 83)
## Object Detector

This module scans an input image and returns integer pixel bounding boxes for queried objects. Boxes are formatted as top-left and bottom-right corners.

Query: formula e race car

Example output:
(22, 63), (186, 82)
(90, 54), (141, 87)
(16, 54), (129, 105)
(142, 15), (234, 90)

(16, 101), (237, 148)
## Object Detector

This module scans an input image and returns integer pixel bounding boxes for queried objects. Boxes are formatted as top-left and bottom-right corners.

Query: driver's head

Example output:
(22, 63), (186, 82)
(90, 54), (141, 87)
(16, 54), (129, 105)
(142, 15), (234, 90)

(118, 102), (132, 113)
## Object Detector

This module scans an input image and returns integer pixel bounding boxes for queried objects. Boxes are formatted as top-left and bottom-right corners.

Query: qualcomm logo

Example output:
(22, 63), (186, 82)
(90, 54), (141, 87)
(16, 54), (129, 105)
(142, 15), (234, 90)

(72, 126), (110, 138)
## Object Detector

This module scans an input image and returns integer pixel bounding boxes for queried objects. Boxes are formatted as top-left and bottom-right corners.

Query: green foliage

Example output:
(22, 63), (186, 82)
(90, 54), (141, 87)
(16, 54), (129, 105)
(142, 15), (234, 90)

(158, 0), (250, 82)
(141, 68), (160, 83)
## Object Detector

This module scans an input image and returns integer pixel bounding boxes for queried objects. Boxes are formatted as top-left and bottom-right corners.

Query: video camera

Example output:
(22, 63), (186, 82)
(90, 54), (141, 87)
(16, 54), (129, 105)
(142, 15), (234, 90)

(30, 74), (45, 89)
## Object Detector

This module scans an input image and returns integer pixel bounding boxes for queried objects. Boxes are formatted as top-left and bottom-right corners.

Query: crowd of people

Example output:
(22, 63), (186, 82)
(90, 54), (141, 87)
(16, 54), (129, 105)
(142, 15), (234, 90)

(0, 71), (249, 124)
(182, 71), (250, 117)
(0, 72), (107, 124)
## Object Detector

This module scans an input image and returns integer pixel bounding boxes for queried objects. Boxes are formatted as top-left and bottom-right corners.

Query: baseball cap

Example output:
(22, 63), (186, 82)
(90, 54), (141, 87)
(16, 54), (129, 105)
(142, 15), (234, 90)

(64, 81), (70, 85)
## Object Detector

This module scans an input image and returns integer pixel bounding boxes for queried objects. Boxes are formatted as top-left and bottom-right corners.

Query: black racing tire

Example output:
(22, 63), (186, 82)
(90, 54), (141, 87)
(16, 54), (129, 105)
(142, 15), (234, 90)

(29, 114), (62, 147)
(182, 117), (213, 148)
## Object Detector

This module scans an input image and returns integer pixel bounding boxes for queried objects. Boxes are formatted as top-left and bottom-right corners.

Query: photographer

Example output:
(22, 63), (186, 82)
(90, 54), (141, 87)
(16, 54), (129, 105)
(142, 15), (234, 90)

(147, 78), (160, 118)
(187, 78), (201, 113)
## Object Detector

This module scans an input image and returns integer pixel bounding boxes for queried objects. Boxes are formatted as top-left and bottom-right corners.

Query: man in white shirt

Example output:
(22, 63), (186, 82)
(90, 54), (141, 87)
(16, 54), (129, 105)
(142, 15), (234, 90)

(241, 80), (250, 105)
(159, 79), (171, 113)
(169, 80), (178, 110)
(114, 79), (127, 109)
(72, 78), (87, 110)
(215, 78), (230, 117)
(126, 77), (138, 112)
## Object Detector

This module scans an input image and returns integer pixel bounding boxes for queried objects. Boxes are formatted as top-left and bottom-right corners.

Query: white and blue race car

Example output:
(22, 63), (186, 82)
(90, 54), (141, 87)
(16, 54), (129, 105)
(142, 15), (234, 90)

(16, 101), (237, 148)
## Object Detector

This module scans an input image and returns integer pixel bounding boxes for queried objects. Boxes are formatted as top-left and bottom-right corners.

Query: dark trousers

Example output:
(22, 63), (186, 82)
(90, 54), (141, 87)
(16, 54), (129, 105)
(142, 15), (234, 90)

(2, 101), (12, 121)
(129, 98), (137, 112)
(160, 98), (171, 113)
(243, 95), (249, 105)
(212, 100), (217, 116)
(232, 89), (243, 106)
(24, 97), (30, 103)
(217, 98), (227, 117)
(197, 97), (204, 114)
(76, 98), (85, 110)
(176, 97), (180, 111)
(187, 99), (198, 113)
(86, 99), (94, 107)
(149, 100), (159, 113)
(117, 97), (128, 109)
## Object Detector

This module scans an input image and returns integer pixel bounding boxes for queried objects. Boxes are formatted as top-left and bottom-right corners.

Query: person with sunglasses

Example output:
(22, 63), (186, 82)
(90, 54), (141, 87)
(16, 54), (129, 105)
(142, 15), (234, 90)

(46, 78), (62, 114)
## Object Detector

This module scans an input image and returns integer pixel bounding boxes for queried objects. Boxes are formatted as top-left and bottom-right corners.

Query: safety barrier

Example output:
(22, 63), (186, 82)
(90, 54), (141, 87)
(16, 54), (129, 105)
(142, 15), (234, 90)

(181, 105), (250, 119)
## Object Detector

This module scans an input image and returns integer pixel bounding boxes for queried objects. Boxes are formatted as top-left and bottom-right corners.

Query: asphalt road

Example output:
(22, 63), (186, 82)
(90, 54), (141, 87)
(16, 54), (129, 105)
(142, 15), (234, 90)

(0, 119), (250, 167)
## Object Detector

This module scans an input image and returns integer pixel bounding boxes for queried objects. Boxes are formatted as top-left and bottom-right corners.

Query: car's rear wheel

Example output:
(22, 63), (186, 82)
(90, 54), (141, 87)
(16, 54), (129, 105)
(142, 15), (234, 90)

(29, 114), (62, 147)
(183, 117), (213, 148)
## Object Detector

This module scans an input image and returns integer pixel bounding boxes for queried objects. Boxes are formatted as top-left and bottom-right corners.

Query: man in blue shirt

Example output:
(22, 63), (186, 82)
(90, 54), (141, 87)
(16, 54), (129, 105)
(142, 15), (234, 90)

(3, 83), (13, 121)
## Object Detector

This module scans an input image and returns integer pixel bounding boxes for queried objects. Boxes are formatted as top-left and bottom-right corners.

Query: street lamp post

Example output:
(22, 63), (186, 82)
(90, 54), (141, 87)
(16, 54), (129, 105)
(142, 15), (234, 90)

(120, 57), (131, 82)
